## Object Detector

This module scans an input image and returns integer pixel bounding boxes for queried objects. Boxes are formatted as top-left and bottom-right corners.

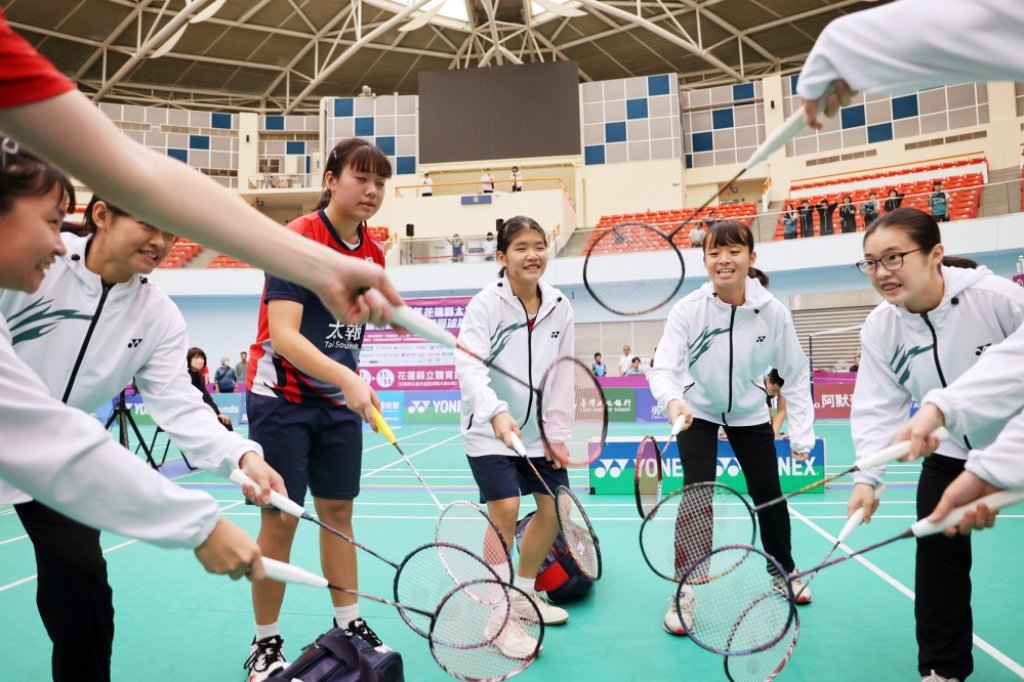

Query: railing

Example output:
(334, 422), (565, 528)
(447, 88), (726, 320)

(392, 176), (576, 212)
(393, 228), (560, 266)
(246, 173), (319, 190)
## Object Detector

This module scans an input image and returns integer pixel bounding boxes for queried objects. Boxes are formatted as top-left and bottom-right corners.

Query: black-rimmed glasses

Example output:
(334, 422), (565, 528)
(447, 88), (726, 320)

(855, 247), (925, 275)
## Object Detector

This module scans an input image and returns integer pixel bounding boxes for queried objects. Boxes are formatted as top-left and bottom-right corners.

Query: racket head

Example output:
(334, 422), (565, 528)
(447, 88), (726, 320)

(634, 435), (663, 519)
(435, 500), (514, 581)
(582, 221), (686, 316)
(393, 542), (499, 645)
(639, 481), (756, 582)
(430, 580), (543, 682)
(724, 599), (799, 682)
(537, 356), (608, 467)
(678, 544), (795, 656)
(554, 485), (602, 580)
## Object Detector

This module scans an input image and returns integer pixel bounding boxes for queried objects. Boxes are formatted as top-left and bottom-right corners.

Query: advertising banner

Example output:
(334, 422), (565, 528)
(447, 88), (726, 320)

(812, 382), (854, 419)
(589, 436), (825, 495)
(404, 390), (462, 425)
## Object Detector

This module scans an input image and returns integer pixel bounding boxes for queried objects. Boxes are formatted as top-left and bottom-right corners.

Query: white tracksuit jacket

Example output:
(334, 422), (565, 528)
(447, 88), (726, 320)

(851, 265), (1024, 487)
(922, 320), (1024, 490)
(798, 0), (1024, 100)
(0, 233), (261, 506)
(648, 277), (816, 454)
(457, 276), (575, 458)
(0, 316), (219, 548)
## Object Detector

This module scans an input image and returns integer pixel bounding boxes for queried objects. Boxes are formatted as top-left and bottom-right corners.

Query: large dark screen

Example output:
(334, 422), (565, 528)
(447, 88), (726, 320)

(418, 61), (581, 164)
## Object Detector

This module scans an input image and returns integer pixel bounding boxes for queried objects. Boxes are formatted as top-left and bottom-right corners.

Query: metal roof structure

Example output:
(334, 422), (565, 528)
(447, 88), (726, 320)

(4, 0), (890, 113)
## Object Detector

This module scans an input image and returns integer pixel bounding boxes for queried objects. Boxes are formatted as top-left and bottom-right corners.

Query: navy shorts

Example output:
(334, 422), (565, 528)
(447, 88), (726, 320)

(246, 392), (363, 505)
(466, 454), (570, 503)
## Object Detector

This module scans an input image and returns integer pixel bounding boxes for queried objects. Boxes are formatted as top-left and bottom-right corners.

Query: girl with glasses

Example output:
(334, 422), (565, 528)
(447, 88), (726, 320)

(848, 207), (1024, 682)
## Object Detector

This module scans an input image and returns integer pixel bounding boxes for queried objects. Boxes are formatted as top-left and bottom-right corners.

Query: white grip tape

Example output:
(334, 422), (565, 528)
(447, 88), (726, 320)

(390, 305), (457, 349)
(229, 469), (306, 519)
(858, 427), (949, 471)
(837, 484), (886, 543)
(262, 558), (329, 588)
(509, 432), (528, 457)
(911, 489), (1024, 537)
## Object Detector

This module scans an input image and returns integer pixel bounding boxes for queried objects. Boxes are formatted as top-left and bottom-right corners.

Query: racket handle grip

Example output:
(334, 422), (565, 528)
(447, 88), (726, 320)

(389, 304), (457, 349)
(857, 427), (949, 471)
(911, 489), (1024, 537)
(670, 414), (687, 437)
(837, 484), (886, 542)
(745, 93), (829, 169)
(509, 432), (528, 457)
(262, 558), (329, 588)
(371, 406), (398, 445)
(229, 469), (306, 519)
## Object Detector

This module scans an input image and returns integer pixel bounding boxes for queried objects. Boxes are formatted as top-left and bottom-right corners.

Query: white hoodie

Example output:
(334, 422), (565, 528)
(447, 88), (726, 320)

(922, 322), (1024, 490)
(0, 233), (261, 505)
(457, 276), (574, 458)
(649, 277), (815, 454)
(0, 317), (220, 548)
(851, 266), (1024, 486)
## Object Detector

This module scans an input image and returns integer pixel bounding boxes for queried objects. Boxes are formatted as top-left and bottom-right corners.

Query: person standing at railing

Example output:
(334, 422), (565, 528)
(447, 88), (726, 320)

(782, 204), (799, 240)
(816, 196), (839, 236)
(483, 231), (497, 261)
(481, 169), (495, 194)
(839, 195), (858, 234)
(420, 172), (433, 197)
(862, 191), (880, 227)
(510, 166), (523, 192)
(930, 180), (951, 222)
(798, 199), (815, 238)
(884, 188), (905, 213)
(447, 233), (464, 262)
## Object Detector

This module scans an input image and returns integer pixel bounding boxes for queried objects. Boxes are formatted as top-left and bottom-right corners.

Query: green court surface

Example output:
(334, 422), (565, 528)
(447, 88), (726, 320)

(1, 422), (1022, 681)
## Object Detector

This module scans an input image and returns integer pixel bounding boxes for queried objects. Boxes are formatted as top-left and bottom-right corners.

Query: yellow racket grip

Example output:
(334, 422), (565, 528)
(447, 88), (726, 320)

(372, 406), (398, 444)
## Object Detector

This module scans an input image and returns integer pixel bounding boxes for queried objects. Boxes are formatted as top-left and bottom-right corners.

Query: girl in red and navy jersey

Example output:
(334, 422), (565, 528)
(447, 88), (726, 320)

(244, 139), (391, 681)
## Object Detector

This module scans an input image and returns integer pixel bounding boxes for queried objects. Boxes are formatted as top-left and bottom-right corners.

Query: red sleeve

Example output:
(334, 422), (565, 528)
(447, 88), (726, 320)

(0, 9), (75, 109)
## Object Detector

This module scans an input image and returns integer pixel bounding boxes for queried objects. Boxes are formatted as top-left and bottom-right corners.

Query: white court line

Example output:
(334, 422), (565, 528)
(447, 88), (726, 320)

(0, 534), (27, 546)
(0, 500), (247, 594)
(790, 507), (1024, 679)
(362, 431), (464, 477)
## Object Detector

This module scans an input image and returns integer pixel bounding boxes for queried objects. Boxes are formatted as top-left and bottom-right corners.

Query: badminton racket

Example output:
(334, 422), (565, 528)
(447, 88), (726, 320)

(679, 488), (1024, 656)
(509, 432), (602, 580)
(722, 485), (885, 681)
(385, 303), (609, 467)
(582, 98), (826, 316)
(634, 415), (688, 518)
(370, 407), (514, 578)
(230, 470), (498, 644)
(262, 559), (543, 682)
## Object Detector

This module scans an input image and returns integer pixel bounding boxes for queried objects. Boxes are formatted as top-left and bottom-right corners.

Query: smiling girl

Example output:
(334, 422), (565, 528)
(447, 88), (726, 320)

(847, 207), (1024, 682)
(649, 220), (816, 635)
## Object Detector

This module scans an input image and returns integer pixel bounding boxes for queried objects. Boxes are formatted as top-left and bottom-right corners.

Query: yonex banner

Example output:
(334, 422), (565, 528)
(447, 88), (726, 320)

(589, 436), (825, 495)
(404, 390), (462, 424)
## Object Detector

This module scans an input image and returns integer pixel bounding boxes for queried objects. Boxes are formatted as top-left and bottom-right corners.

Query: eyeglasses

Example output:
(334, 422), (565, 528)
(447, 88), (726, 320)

(855, 248), (925, 275)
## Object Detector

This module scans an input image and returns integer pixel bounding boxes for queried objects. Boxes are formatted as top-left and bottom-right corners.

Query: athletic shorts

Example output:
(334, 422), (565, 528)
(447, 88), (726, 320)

(466, 454), (570, 503)
(246, 392), (363, 504)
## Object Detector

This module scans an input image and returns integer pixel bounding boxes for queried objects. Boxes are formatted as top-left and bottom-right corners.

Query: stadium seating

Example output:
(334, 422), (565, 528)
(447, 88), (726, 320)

(207, 253), (250, 268)
(157, 239), (203, 268)
(589, 203), (757, 253)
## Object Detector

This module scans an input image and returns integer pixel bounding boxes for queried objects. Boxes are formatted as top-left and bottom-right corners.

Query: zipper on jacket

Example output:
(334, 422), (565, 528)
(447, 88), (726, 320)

(61, 283), (113, 404)
(516, 297), (535, 429)
(726, 306), (737, 413)
(921, 312), (973, 450)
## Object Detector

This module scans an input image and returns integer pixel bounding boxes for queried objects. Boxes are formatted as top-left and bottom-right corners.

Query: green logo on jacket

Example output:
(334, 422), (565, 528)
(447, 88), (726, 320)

(688, 326), (730, 367)
(7, 298), (92, 345)
(889, 343), (933, 386)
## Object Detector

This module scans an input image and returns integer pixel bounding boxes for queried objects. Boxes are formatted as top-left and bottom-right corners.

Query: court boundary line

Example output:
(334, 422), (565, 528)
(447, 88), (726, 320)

(362, 431), (464, 477)
(790, 507), (1024, 679)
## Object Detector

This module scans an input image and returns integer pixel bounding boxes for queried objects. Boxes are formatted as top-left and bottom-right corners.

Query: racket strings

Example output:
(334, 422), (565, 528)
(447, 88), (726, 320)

(436, 501), (513, 572)
(725, 600), (800, 682)
(538, 358), (608, 467)
(555, 488), (601, 580)
(634, 436), (662, 518)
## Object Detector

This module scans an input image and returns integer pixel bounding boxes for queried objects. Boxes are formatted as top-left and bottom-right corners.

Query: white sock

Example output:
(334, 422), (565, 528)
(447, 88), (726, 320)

(334, 604), (360, 627)
(513, 575), (535, 593)
(492, 561), (512, 584)
(255, 622), (280, 641)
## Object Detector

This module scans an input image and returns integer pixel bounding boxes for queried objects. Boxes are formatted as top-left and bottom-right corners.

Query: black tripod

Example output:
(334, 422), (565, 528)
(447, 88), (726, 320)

(104, 390), (196, 470)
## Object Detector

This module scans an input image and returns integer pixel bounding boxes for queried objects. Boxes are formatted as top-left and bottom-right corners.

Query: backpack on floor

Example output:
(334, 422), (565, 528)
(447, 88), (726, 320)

(515, 511), (594, 604)
(266, 627), (404, 682)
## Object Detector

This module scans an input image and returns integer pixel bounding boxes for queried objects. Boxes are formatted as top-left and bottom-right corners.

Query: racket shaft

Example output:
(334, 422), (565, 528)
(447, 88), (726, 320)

(372, 406), (443, 509)
(511, 433), (557, 498)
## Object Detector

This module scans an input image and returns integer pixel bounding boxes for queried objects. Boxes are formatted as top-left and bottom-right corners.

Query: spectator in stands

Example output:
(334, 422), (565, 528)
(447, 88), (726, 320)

(839, 195), (858, 234)
(764, 369), (787, 439)
(704, 209), (720, 230)
(481, 170), (495, 194)
(884, 188), (905, 213)
(447, 233), (464, 262)
(618, 345), (633, 376)
(214, 357), (237, 393)
(930, 180), (951, 222)
(798, 200), (815, 238)
(188, 348), (233, 430)
(625, 356), (644, 375)
(510, 166), (523, 192)
(689, 222), (706, 248)
(849, 354), (861, 372)
(592, 352), (607, 377)
(816, 196), (839, 236)
(420, 172), (433, 197)
(862, 191), (880, 227)
(483, 231), (496, 261)
(782, 204), (798, 240)
(235, 351), (248, 380)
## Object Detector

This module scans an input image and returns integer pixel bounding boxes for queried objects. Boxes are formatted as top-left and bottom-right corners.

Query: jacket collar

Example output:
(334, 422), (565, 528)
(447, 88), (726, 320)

(61, 233), (147, 302)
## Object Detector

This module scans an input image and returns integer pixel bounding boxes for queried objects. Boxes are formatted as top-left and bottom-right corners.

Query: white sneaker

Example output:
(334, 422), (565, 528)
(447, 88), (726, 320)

(773, 572), (813, 605)
(512, 590), (568, 625)
(486, 608), (541, 659)
(663, 586), (694, 636)
(243, 635), (287, 682)
(921, 672), (961, 682)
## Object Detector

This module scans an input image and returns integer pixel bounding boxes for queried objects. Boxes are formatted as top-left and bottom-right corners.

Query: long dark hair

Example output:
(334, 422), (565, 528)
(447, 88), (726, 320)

(703, 220), (769, 287)
(864, 207), (977, 269)
(316, 138), (393, 211)
(496, 215), (546, 278)
(186, 347), (208, 371)
(0, 137), (74, 215)
(82, 196), (131, 236)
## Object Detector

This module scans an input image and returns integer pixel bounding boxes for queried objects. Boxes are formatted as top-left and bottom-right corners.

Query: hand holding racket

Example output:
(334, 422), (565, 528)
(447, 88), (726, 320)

(633, 414), (689, 518)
